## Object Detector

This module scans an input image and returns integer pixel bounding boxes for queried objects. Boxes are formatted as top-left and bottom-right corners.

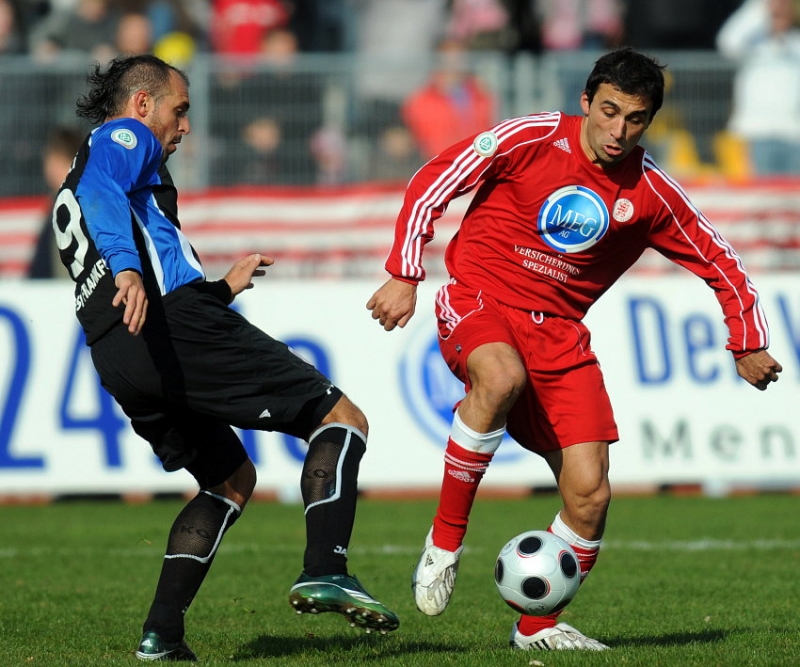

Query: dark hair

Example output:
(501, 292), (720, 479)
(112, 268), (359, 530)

(76, 54), (189, 125)
(584, 47), (666, 119)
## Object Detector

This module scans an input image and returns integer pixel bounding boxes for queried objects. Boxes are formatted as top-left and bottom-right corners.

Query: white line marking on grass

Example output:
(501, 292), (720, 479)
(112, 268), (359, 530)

(2, 538), (800, 560)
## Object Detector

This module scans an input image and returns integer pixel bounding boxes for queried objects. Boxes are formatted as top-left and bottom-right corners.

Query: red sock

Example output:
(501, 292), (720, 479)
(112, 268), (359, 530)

(431, 439), (492, 552)
(517, 527), (599, 636)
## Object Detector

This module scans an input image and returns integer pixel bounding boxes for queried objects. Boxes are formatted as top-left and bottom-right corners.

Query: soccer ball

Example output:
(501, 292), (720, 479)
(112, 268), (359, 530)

(494, 530), (581, 616)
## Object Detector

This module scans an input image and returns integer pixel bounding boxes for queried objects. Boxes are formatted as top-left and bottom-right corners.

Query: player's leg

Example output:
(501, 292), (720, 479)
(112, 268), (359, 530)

(505, 315), (615, 650)
(511, 440), (611, 650)
(413, 284), (526, 615)
(90, 323), (252, 660)
(154, 293), (397, 633)
(413, 341), (526, 615)
(134, 415), (254, 661)
(287, 393), (399, 633)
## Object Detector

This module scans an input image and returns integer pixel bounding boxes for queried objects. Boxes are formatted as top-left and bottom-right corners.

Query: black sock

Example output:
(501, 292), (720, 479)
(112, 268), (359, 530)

(300, 423), (366, 576)
(142, 490), (241, 641)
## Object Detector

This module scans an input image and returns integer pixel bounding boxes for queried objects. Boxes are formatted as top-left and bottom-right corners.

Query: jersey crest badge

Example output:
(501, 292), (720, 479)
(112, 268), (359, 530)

(538, 185), (609, 253)
(111, 129), (137, 149)
(613, 198), (634, 222)
(473, 131), (498, 157)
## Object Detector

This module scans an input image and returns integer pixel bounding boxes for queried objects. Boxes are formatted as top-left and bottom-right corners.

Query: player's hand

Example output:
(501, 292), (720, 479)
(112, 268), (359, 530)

(366, 278), (417, 331)
(735, 349), (782, 391)
(224, 253), (274, 298)
(112, 270), (148, 336)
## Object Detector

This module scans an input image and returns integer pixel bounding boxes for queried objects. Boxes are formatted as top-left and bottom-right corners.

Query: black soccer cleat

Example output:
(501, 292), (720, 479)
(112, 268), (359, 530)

(289, 572), (400, 634)
(135, 630), (197, 661)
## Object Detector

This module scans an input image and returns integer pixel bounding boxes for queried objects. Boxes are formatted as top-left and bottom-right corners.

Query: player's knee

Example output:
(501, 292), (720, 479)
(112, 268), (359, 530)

(470, 358), (526, 411)
(320, 394), (368, 438)
(212, 458), (257, 509)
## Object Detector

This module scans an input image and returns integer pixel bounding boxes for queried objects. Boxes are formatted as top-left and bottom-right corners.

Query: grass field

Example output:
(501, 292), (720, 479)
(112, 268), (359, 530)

(2, 492), (799, 666)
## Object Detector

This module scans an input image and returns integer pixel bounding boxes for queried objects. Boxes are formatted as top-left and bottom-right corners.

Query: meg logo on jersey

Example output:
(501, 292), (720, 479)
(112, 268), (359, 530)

(538, 185), (609, 253)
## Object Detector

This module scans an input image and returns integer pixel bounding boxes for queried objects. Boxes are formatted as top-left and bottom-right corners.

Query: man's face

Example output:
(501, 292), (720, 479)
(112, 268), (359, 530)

(579, 83), (653, 168)
(145, 70), (191, 160)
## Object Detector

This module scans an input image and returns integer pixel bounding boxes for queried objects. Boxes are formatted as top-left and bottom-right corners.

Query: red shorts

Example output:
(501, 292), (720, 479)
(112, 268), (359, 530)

(435, 280), (619, 453)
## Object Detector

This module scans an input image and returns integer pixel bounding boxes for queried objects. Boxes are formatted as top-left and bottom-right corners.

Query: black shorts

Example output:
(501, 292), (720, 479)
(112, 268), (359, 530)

(90, 285), (342, 487)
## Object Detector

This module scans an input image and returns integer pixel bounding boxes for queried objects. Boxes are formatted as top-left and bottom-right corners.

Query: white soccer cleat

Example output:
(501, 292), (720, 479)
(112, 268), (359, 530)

(411, 527), (463, 615)
(509, 621), (609, 651)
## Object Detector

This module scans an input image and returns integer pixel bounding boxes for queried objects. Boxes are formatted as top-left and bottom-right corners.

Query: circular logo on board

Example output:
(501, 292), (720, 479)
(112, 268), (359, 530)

(473, 131), (498, 157)
(111, 129), (137, 149)
(537, 185), (609, 253)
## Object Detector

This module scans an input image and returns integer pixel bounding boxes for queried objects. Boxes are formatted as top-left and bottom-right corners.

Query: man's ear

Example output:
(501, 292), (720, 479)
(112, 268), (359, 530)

(132, 90), (150, 119)
(580, 91), (590, 115)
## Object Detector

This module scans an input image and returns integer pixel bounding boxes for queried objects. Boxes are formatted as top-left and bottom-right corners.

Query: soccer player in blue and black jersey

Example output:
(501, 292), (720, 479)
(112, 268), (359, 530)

(52, 54), (399, 661)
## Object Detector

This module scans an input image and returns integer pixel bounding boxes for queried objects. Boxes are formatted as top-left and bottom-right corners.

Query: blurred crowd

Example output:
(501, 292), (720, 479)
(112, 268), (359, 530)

(2, 0), (800, 238)
(0, 0), (747, 64)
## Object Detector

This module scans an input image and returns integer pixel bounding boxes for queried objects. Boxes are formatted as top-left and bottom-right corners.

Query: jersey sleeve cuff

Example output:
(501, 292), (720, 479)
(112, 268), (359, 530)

(391, 275), (421, 286)
(731, 348), (763, 360)
(193, 279), (233, 305)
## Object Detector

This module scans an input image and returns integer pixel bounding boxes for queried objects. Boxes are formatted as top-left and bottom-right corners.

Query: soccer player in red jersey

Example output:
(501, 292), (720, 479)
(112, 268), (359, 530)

(367, 47), (782, 651)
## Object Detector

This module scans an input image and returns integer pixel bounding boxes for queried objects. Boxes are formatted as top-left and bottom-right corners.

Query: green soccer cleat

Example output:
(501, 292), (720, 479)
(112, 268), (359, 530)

(289, 572), (400, 634)
(135, 631), (197, 661)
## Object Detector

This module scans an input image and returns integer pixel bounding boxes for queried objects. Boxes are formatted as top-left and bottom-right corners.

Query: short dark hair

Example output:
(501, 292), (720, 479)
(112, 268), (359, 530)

(76, 54), (189, 125)
(584, 47), (666, 119)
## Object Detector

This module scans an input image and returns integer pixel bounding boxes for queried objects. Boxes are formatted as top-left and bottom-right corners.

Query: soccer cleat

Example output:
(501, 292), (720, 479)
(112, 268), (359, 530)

(509, 621), (609, 651)
(412, 527), (463, 616)
(288, 572), (399, 634)
(135, 631), (197, 661)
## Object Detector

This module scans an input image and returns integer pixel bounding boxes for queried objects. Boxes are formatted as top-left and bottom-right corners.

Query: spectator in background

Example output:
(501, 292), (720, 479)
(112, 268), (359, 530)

(114, 11), (153, 55)
(535, 0), (623, 51)
(624, 0), (740, 50)
(717, 0), (800, 177)
(130, 0), (209, 47)
(352, 0), (448, 135)
(29, 0), (120, 63)
(402, 37), (495, 159)
(445, 0), (513, 50)
(0, 0), (27, 54)
(213, 27), (324, 185)
(366, 124), (423, 183)
(28, 125), (84, 279)
(227, 115), (292, 185)
(287, 0), (355, 52)
(210, 0), (289, 57)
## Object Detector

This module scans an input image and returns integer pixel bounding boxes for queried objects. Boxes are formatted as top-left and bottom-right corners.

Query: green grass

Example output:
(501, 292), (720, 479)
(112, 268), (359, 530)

(2, 493), (799, 666)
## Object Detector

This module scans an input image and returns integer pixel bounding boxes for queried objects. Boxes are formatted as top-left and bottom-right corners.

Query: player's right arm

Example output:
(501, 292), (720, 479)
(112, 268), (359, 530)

(383, 113), (560, 284)
(372, 114), (560, 330)
(112, 269), (148, 335)
(366, 277), (417, 331)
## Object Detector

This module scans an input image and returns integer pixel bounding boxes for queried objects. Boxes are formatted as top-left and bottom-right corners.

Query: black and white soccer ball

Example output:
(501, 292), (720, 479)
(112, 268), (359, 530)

(494, 530), (581, 616)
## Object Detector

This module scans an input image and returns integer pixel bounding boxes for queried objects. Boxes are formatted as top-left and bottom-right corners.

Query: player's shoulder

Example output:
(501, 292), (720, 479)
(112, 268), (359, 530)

(634, 148), (694, 204)
(469, 111), (563, 160)
(495, 111), (563, 142)
(91, 118), (159, 154)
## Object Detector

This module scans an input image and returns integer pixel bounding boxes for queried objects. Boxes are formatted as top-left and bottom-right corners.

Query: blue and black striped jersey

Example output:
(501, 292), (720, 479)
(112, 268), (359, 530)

(52, 118), (207, 344)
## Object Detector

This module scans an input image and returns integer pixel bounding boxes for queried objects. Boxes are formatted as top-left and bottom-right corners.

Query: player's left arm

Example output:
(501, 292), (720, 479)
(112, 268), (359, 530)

(223, 253), (274, 300)
(643, 165), (771, 357)
(734, 349), (782, 391)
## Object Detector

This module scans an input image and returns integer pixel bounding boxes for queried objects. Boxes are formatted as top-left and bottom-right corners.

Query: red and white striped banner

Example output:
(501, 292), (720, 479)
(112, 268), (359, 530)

(3, 181), (800, 280)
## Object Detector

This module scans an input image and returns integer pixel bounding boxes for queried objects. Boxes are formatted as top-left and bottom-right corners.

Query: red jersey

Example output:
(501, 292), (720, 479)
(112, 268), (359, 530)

(385, 112), (769, 356)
